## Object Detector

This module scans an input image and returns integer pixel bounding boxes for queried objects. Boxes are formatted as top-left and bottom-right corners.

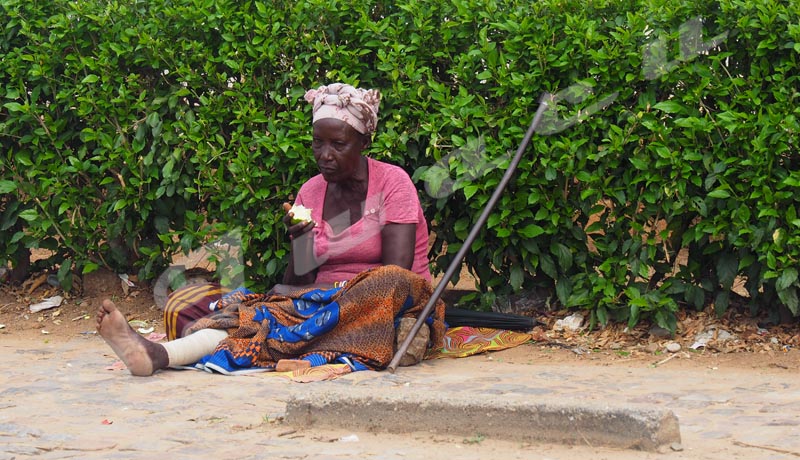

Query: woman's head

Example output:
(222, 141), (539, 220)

(304, 83), (380, 135)
(305, 83), (380, 183)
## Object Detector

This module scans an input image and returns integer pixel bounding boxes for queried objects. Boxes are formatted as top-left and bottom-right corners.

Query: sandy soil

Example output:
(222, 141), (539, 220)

(2, 267), (800, 460)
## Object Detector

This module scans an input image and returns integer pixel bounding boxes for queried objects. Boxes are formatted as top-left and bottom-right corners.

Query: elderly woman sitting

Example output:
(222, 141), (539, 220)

(96, 83), (445, 376)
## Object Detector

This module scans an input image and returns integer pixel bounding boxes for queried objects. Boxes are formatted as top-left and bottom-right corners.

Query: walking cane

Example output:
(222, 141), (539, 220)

(387, 97), (550, 373)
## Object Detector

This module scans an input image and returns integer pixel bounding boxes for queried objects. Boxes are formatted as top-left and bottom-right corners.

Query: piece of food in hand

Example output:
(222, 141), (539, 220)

(289, 204), (313, 224)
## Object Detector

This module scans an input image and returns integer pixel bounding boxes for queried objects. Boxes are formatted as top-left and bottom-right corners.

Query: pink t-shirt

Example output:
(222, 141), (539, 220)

(296, 157), (431, 283)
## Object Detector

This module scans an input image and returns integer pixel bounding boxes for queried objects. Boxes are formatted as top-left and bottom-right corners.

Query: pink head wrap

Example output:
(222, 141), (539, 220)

(304, 83), (381, 135)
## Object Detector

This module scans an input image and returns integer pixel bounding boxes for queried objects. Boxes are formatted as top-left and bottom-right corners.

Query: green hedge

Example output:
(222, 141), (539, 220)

(1, 0), (798, 331)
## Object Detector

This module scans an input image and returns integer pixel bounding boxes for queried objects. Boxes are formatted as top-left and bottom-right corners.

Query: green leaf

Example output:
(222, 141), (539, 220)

(509, 264), (523, 291)
(163, 158), (175, 179)
(518, 224), (545, 239)
(540, 254), (557, 280)
(555, 278), (571, 306)
(628, 304), (640, 329)
(18, 209), (39, 222)
(0, 180), (17, 193)
(551, 243), (573, 272)
(112, 199), (127, 212)
(714, 290), (730, 317)
(81, 74), (100, 83)
(3, 102), (25, 112)
(655, 309), (677, 333)
(707, 189), (730, 199)
(463, 184), (479, 200)
(10, 231), (25, 244)
(776, 268), (798, 291)
(146, 112), (161, 128)
(58, 261), (73, 290)
(629, 157), (648, 170)
(266, 258), (278, 276)
(596, 305), (608, 326)
(778, 287), (799, 316)
(82, 262), (100, 274)
(685, 284), (705, 310)
(716, 252), (738, 290)
(58, 202), (70, 216)
(653, 100), (684, 114)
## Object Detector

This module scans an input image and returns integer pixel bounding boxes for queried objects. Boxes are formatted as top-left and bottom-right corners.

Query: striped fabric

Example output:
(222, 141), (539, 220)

(163, 283), (231, 341)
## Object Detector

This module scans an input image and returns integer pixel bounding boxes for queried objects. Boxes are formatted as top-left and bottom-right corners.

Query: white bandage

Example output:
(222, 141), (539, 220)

(162, 328), (229, 367)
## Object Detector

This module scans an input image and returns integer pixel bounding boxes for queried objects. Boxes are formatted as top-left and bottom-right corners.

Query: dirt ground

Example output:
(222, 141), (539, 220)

(3, 267), (800, 460)
(1, 266), (798, 373)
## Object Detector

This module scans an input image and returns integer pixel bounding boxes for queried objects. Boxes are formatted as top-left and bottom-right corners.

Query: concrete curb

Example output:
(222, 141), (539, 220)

(285, 390), (681, 451)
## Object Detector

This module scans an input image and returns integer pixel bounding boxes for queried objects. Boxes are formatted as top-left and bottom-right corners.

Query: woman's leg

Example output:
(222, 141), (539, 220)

(162, 328), (229, 367)
(97, 299), (228, 376)
(96, 299), (169, 376)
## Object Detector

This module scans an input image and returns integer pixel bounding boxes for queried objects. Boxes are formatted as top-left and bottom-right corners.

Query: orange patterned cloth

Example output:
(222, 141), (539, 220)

(185, 265), (446, 373)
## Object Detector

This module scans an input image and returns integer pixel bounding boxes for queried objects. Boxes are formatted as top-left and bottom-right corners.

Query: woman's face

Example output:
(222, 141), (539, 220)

(311, 118), (369, 183)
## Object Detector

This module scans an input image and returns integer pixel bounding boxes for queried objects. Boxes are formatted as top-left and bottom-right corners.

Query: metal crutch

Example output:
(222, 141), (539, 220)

(388, 97), (550, 372)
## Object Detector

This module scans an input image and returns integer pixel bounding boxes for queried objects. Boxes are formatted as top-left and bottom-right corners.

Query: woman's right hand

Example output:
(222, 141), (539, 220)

(282, 202), (316, 238)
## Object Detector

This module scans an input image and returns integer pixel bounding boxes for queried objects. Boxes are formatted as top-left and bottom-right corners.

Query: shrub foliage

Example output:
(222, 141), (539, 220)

(1, 0), (798, 330)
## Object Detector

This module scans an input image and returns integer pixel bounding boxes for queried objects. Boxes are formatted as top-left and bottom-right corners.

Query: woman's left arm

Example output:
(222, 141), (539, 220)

(381, 223), (416, 270)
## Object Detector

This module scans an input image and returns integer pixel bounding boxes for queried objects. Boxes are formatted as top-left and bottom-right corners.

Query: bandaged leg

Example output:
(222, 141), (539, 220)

(162, 328), (229, 367)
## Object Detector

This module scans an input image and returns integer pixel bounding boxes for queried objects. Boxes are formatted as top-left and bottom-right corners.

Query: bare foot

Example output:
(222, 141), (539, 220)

(96, 299), (168, 376)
